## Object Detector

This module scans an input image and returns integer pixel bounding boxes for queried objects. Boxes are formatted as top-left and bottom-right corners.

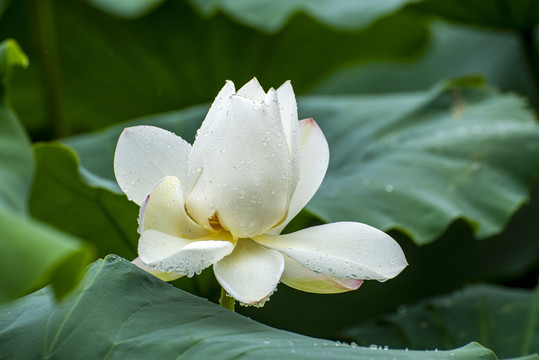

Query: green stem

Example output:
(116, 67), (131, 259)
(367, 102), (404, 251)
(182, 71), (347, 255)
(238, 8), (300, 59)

(219, 287), (235, 311)
(519, 27), (539, 102)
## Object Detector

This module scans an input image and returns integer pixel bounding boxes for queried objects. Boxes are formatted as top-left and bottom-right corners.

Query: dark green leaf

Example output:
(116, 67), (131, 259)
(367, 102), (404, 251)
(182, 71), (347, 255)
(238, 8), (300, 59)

(0, 256), (500, 359)
(305, 82), (539, 244)
(411, 0), (539, 31)
(311, 20), (538, 108)
(29, 143), (139, 259)
(0, 39), (31, 212)
(0, 39), (94, 302)
(0, 206), (93, 302)
(341, 284), (539, 359)
(0, 0), (427, 137)
(188, 0), (420, 33)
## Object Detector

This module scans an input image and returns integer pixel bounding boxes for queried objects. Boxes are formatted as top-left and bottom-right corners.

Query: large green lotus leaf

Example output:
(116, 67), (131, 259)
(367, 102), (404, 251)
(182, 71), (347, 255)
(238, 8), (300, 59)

(305, 83), (539, 244)
(411, 0), (539, 31)
(188, 0), (420, 33)
(0, 39), (31, 212)
(29, 143), (139, 259)
(0, 206), (93, 303)
(341, 284), (539, 359)
(0, 255), (504, 360)
(65, 81), (539, 245)
(0, 39), (93, 302)
(311, 20), (538, 108)
(0, 0), (427, 137)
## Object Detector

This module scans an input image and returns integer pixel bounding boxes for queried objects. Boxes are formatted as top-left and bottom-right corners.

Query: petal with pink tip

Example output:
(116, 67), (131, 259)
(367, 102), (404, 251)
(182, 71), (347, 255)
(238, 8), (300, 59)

(214, 239), (284, 305)
(255, 222), (407, 281)
(281, 255), (362, 294)
(114, 126), (191, 205)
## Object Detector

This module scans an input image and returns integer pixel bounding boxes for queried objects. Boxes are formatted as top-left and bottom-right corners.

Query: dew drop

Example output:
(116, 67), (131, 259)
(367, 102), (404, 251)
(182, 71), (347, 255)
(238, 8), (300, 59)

(385, 185), (394, 193)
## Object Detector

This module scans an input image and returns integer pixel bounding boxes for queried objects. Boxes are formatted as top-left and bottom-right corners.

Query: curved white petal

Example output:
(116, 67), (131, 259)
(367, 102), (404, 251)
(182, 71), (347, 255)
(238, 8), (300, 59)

(214, 239), (284, 305)
(114, 126), (191, 205)
(138, 229), (234, 275)
(270, 119), (329, 234)
(197, 81), (236, 134)
(236, 78), (266, 102)
(255, 222), (407, 281)
(276, 81), (299, 156)
(139, 176), (209, 239)
(185, 95), (295, 238)
(132, 257), (184, 282)
(281, 255), (362, 294)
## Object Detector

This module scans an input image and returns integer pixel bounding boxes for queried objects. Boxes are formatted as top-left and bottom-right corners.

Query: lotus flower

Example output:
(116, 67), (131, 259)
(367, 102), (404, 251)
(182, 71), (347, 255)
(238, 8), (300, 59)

(114, 78), (407, 305)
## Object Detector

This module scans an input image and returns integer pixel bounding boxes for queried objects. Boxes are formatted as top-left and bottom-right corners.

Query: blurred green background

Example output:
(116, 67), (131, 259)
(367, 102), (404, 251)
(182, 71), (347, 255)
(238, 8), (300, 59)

(0, 1), (538, 358)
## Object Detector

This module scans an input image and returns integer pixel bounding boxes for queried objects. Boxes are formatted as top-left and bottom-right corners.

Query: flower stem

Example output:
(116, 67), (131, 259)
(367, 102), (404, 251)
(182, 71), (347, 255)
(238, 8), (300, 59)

(219, 287), (235, 311)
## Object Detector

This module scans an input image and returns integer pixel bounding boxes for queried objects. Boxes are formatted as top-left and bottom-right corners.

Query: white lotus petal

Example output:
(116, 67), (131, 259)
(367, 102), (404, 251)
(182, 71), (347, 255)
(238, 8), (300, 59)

(270, 118), (329, 234)
(236, 78), (266, 102)
(132, 257), (184, 282)
(255, 222), (407, 281)
(114, 126), (191, 205)
(214, 239), (284, 305)
(139, 229), (234, 274)
(185, 95), (295, 238)
(281, 255), (362, 294)
(276, 81), (299, 156)
(264, 88), (281, 128)
(139, 176), (209, 239)
(197, 81), (235, 134)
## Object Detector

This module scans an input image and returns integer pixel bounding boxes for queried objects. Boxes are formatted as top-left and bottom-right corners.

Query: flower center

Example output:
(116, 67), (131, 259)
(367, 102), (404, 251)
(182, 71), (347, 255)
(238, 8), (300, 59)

(208, 212), (225, 232)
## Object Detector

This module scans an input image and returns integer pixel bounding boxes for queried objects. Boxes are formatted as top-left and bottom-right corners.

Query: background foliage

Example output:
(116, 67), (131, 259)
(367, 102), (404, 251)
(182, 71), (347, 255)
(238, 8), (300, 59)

(0, 1), (538, 359)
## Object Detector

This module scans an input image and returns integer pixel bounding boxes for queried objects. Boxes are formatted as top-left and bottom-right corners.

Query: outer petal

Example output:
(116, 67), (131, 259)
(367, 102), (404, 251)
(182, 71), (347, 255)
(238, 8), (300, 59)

(254, 222), (407, 281)
(281, 255), (362, 294)
(132, 257), (184, 282)
(114, 126), (191, 205)
(185, 95), (295, 238)
(270, 119), (329, 234)
(139, 176), (210, 239)
(214, 239), (284, 305)
(138, 229), (234, 275)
